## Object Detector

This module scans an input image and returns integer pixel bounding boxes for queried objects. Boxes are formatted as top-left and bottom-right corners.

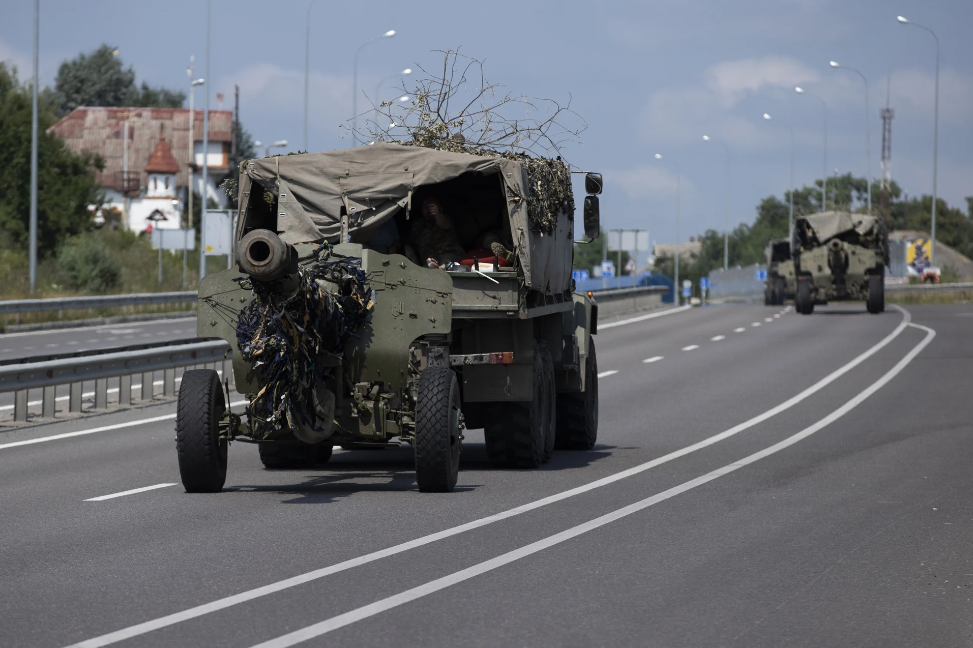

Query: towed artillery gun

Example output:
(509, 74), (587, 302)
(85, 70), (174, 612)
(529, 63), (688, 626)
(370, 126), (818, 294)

(175, 143), (603, 493)
(791, 211), (889, 315)
(763, 239), (794, 306)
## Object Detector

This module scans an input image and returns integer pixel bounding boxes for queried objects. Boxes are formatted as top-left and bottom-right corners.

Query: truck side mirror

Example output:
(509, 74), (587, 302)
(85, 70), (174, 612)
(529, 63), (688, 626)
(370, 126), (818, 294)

(584, 196), (600, 240)
(585, 172), (603, 195)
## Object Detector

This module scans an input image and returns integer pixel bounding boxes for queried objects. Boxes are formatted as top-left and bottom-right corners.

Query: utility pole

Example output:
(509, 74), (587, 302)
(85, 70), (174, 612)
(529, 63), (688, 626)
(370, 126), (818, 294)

(880, 78), (895, 221)
(28, 0), (39, 293)
(199, 0), (211, 282)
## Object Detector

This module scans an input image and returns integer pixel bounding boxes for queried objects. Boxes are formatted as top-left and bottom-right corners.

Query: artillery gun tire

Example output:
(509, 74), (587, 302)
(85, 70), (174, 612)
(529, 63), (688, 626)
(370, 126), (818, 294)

(539, 343), (557, 464)
(258, 442), (332, 469)
(867, 274), (885, 314)
(484, 342), (549, 468)
(775, 277), (786, 305)
(764, 289), (772, 306)
(555, 337), (599, 451)
(797, 278), (814, 315)
(175, 369), (227, 493)
(414, 366), (462, 492)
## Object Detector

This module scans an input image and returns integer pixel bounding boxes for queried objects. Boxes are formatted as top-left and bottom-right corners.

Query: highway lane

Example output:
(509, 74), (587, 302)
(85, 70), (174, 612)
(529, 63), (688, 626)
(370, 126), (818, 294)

(0, 304), (969, 647)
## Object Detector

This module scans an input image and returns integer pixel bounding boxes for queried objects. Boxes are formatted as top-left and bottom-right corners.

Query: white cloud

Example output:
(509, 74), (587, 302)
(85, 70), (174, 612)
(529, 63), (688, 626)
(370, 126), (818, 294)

(888, 67), (973, 127)
(608, 164), (694, 201)
(706, 57), (820, 108)
(0, 38), (33, 80)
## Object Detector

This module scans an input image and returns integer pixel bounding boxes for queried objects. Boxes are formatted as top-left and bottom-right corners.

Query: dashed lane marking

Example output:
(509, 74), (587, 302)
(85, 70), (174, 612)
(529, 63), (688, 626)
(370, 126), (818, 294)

(642, 356), (663, 364)
(764, 317), (773, 322)
(682, 345), (699, 351)
(711, 335), (725, 341)
(774, 314), (780, 319)
(752, 322), (761, 327)
(597, 370), (618, 378)
(85, 483), (176, 502)
(734, 327), (745, 333)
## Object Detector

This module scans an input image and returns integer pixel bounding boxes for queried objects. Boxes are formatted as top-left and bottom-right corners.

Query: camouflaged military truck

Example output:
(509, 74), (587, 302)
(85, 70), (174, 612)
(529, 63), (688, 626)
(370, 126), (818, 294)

(764, 239), (794, 306)
(791, 211), (889, 315)
(175, 144), (602, 493)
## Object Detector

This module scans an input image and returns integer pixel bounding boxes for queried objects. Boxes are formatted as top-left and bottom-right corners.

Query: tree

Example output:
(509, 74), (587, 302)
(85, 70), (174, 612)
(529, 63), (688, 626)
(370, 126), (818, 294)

(52, 44), (184, 115)
(0, 63), (104, 257)
(573, 230), (631, 275)
(221, 118), (257, 208)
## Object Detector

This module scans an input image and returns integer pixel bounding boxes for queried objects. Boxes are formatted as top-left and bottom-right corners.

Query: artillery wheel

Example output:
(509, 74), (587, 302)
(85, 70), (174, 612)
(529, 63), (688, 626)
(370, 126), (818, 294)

(258, 442), (332, 469)
(175, 369), (227, 493)
(775, 277), (786, 305)
(555, 337), (599, 451)
(414, 366), (462, 492)
(539, 343), (557, 464)
(867, 273), (885, 314)
(797, 277), (814, 315)
(484, 341), (548, 468)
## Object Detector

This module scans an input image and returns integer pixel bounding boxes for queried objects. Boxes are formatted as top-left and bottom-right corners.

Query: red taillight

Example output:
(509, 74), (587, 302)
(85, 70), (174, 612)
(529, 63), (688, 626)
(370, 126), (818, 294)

(489, 352), (514, 365)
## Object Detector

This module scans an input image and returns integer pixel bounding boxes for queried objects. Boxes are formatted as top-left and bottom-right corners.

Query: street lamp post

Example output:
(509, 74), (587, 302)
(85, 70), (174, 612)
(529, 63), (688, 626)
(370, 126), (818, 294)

(763, 114), (795, 246)
(374, 68), (411, 123)
(795, 86), (828, 212)
(702, 135), (730, 270)
(352, 30), (396, 146)
(898, 15), (940, 266)
(200, 0), (211, 282)
(303, 0), (319, 153)
(830, 61), (872, 213)
(28, 0), (39, 293)
(262, 139), (288, 158)
(185, 59), (205, 289)
(654, 153), (681, 304)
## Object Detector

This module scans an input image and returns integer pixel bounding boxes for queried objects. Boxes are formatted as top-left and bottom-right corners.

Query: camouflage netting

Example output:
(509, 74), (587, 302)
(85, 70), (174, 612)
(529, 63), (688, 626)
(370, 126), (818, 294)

(234, 244), (371, 439)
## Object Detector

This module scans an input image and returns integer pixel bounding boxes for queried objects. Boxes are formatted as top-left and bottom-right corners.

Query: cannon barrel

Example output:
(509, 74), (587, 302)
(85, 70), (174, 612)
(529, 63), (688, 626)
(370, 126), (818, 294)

(237, 229), (299, 287)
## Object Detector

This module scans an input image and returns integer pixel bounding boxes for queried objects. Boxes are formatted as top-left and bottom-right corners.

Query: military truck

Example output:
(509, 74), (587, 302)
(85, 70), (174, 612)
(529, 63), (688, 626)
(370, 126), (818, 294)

(175, 143), (602, 493)
(791, 211), (889, 315)
(763, 238), (794, 306)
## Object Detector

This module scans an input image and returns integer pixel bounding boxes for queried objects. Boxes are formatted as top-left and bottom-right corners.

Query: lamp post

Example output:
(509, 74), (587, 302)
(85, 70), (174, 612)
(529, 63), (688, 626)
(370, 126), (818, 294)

(199, 0), (211, 282)
(263, 139), (288, 158)
(897, 15), (940, 266)
(28, 0), (39, 293)
(763, 113), (795, 246)
(185, 59), (204, 289)
(654, 153), (681, 304)
(830, 61), (872, 214)
(374, 68), (411, 124)
(795, 86), (828, 211)
(352, 30), (396, 146)
(303, 0), (319, 152)
(702, 135), (730, 270)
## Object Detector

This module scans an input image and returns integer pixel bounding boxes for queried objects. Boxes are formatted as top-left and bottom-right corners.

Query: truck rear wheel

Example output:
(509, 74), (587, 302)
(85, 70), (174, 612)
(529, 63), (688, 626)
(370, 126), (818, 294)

(414, 366), (462, 492)
(539, 343), (557, 464)
(484, 341), (548, 469)
(866, 274), (885, 314)
(258, 442), (333, 469)
(555, 337), (599, 450)
(175, 369), (227, 493)
(797, 277), (814, 315)
(775, 277), (786, 305)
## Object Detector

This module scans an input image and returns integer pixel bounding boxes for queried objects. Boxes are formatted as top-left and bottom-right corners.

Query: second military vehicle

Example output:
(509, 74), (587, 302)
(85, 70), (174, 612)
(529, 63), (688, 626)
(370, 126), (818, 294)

(764, 238), (794, 306)
(176, 143), (602, 494)
(791, 211), (889, 315)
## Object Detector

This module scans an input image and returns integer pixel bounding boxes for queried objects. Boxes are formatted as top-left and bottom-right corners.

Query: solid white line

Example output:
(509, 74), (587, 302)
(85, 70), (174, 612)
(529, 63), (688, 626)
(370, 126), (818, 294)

(598, 305), (692, 330)
(734, 327), (745, 333)
(642, 356), (663, 364)
(597, 370), (618, 378)
(65, 309), (918, 648)
(0, 317), (197, 339)
(85, 483), (176, 502)
(682, 345), (699, 351)
(247, 322), (937, 648)
(711, 335), (725, 342)
(0, 399), (248, 451)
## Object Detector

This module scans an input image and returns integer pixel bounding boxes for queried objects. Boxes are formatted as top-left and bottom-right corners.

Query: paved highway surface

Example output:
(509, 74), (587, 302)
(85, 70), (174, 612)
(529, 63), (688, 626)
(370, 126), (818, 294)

(0, 304), (970, 647)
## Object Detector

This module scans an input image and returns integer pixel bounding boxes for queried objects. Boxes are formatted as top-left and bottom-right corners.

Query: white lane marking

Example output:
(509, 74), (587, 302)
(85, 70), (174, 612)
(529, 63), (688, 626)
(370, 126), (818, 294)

(734, 327), (745, 333)
(24, 346), (34, 350)
(65, 309), (918, 648)
(0, 400), (247, 451)
(774, 314), (780, 319)
(45, 343), (59, 348)
(642, 356), (663, 364)
(711, 335), (725, 342)
(597, 370), (618, 378)
(751, 322), (761, 327)
(598, 305), (692, 330)
(764, 317), (773, 323)
(67, 341), (78, 345)
(248, 322), (938, 648)
(85, 483), (176, 502)
(682, 345), (699, 351)
(0, 317), (197, 339)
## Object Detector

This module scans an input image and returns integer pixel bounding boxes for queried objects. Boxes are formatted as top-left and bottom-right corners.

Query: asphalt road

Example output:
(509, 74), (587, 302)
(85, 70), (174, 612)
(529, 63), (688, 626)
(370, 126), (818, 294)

(0, 303), (970, 647)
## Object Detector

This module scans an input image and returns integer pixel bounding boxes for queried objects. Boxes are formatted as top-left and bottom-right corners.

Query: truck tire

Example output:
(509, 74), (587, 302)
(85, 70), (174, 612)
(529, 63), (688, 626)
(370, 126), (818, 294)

(555, 337), (599, 451)
(175, 369), (227, 493)
(775, 277), (786, 305)
(539, 343), (557, 464)
(258, 442), (332, 469)
(484, 341), (548, 469)
(867, 274), (885, 314)
(764, 289), (772, 306)
(414, 366), (462, 492)
(797, 277), (814, 315)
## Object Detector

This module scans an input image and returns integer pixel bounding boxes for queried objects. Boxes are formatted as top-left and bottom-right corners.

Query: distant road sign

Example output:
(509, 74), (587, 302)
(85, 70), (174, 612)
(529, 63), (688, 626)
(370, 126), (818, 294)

(572, 269), (590, 282)
(755, 269), (768, 282)
(601, 260), (615, 278)
(699, 277), (710, 289)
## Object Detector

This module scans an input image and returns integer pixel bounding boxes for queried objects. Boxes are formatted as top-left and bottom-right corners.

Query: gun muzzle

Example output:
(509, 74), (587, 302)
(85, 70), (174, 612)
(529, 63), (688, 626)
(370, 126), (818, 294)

(237, 229), (299, 287)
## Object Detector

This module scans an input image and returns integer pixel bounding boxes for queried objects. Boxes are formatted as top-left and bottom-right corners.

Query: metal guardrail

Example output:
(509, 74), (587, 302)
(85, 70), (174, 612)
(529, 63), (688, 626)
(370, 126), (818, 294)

(0, 291), (197, 316)
(587, 285), (667, 298)
(886, 282), (973, 293)
(1, 340), (230, 422)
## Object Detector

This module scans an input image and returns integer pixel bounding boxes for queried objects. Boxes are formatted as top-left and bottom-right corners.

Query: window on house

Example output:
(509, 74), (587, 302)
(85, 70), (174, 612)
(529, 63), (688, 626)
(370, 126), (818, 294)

(153, 177), (158, 191)
(164, 176), (170, 190)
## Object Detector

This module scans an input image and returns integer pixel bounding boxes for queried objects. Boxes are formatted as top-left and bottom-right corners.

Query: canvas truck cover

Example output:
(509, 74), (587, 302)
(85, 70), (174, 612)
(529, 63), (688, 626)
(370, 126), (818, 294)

(236, 143), (572, 294)
(795, 211), (884, 244)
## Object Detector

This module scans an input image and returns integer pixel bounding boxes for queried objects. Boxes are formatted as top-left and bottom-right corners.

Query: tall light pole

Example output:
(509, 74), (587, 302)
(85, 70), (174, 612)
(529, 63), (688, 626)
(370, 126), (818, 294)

(829, 61), (872, 214)
(263, 139), (288, 158)
(199, 0), (211, 282)
(702, 134), (730, 270)
(352, 30), (396, 147)
(898, 15), (940, 266)
(374, 68), (411, 128)
(185, 58), (204, 290)
(28, 0), (39, 293)
(654, 153), (681, 304)
(795, 86), (828, 212)
(763, 114), (796, 247)
(303, 0), (319, 152)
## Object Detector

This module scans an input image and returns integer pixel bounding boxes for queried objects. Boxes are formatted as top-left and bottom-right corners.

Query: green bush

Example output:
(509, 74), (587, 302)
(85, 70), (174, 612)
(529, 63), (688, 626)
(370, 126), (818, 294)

(56, 232), (121, 293)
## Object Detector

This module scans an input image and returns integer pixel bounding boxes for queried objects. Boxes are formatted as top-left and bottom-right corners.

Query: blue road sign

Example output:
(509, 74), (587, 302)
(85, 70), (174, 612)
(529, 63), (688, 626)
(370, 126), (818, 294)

(699, 277), (710, 289)
(572, 269), (590, 282)
(755, 269), (768, 282)
(601, 260), (615, 278)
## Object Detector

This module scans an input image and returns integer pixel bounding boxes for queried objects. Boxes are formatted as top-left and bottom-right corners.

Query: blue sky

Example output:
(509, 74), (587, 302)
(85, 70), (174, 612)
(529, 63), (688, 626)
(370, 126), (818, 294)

(2, 0), (971, 247)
